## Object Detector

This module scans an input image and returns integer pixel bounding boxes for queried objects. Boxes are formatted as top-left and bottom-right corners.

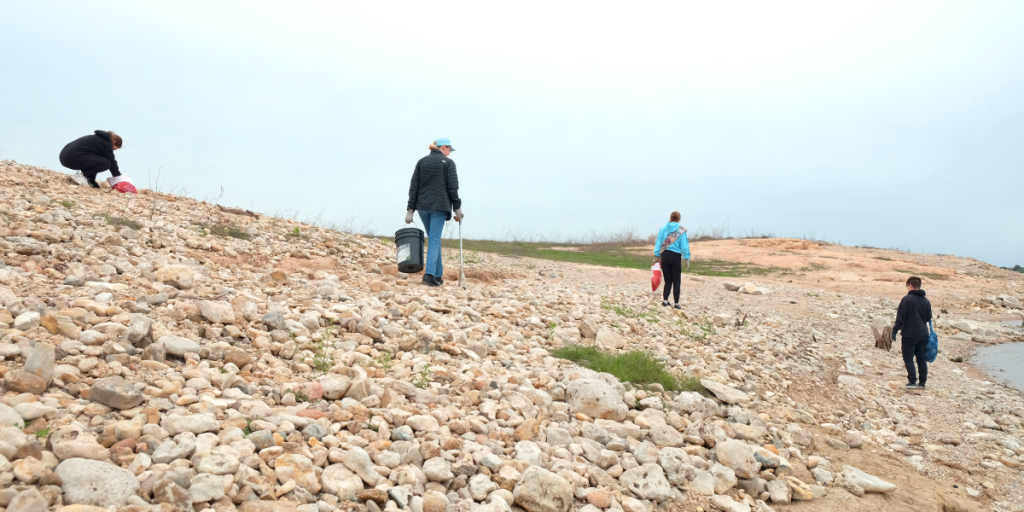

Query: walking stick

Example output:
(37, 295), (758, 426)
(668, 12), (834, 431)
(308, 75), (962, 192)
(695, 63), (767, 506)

(459, 220), (466, 289)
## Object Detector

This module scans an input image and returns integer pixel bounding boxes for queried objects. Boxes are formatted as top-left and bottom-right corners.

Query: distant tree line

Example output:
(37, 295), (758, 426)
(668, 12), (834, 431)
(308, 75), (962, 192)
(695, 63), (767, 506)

(1002, 264), (1024, 273)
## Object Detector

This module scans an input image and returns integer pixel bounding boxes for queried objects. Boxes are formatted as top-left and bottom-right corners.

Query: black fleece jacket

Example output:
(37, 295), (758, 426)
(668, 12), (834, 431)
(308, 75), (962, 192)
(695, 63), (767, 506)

(893, 289), (933, 339)
(60, 131), (119, 174)
(407, 149), (461, 218)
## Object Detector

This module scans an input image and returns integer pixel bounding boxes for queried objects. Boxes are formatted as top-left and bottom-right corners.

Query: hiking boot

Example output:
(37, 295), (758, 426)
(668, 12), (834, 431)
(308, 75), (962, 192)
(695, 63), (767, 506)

(86, 176), (100, 189)
(673, 303), (682, 310)
(917, 383), (926, 389)
(662, 301), (670, 307)
(436, 276), (444, 286)
(905, 382), (917, 389)
(422, 274), (439, 287)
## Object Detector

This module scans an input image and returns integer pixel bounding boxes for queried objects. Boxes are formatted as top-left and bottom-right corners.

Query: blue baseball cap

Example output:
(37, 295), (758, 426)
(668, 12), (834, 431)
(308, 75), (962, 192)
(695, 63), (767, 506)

(435, 137), (455, 152)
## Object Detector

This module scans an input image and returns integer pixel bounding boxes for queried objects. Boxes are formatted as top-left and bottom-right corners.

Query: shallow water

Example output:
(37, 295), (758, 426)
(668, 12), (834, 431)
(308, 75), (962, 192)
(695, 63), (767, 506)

(1002, 319), (1023, 327)
(973, 342), (1024, 390)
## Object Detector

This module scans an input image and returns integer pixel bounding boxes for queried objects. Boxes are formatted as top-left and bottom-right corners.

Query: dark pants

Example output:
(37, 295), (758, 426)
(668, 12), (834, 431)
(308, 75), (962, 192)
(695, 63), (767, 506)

(661, 250), (682, 303)
(60, 154), (120, 180)
(902, 336), (928, 385)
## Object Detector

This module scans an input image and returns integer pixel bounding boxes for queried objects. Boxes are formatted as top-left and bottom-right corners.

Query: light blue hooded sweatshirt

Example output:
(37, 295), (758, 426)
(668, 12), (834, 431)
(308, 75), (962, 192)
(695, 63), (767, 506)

(653, 222), (690, 259)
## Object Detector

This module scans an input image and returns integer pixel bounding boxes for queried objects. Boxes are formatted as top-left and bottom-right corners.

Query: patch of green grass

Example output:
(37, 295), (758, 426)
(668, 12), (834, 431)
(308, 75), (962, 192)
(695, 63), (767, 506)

(799, 262), (827, 272)
(601, 298), (660, 323)
(198, 223), (251, 240)
(552, 345), (706, 394)
(35, 426), (51, 437)
(874, 256), (894, 261)
(60, 200), (75, 210)
(687, 259), (782, 278)
(102, 212), (141, 230)
(893, 269), (949, 280)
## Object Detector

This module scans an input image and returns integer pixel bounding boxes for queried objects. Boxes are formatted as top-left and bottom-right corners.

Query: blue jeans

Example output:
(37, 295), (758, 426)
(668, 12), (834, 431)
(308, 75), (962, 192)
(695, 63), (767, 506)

(418, 210), (446, 278)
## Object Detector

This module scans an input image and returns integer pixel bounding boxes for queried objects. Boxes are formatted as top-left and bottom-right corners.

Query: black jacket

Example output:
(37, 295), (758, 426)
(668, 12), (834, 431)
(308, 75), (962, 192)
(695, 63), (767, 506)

(407, 149), (461, 218)
(893, 289), (932, 339)
(60, 131), (119, 174)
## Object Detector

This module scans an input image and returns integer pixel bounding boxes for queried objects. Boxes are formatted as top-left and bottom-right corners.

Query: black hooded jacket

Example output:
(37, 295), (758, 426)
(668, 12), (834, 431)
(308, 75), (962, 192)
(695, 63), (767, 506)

(60, 130), (119, 174)
(407, 149), (461, 219)
(893, 289), (933, 339)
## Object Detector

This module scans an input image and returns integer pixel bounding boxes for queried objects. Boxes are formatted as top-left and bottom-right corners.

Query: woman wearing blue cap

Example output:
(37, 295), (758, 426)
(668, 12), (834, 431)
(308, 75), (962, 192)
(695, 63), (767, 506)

(406, 138), (463, 287)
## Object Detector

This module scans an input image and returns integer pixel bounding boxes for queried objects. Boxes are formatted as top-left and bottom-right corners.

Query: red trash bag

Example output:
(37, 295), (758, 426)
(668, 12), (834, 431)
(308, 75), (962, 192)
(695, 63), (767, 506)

(651, 261), (662, 291)
(108, 176), (138, 194)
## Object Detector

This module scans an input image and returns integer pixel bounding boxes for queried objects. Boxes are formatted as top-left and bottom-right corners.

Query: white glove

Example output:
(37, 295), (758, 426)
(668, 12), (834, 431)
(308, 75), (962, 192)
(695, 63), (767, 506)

(684, 258), (690, 271)
(454, 209), (464, 222)
(405, 210), (414, 224)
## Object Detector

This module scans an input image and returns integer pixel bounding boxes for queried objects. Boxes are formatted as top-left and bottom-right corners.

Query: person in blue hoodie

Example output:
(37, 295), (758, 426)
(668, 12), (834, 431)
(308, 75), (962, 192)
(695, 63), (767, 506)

(653, 211), (690, 309)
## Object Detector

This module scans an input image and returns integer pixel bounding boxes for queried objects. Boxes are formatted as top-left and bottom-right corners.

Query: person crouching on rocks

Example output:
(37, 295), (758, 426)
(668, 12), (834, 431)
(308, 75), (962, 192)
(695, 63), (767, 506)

(60, 130), (123, 188)
(653, 211), (690, 309)
(893, 276), (933, 389)
(406, 137), (463, 287)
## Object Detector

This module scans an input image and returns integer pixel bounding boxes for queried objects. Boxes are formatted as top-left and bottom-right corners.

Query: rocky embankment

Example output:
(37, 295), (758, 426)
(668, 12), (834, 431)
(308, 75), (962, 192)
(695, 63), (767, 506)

(0, 160), (1021, 512)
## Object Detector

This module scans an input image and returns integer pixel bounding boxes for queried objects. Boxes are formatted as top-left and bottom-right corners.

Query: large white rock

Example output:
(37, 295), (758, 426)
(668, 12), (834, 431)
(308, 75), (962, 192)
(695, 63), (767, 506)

(55, 458), (140, 508)
(513, 467), (573, 512)
(842, 465), (896, 493)
(700, 380), (751, 404)
(159, 335), (201, 357)
(596, 328), (626, 349)
(162, 414), (219, 435)
(13, 311), (40, 331)
(320, 375), (351, 400)
(321, 464), (363, 500)
(565, 378), (628, 421)
(715, 440), (761, 479)
(618, 463), (673, 502)
(340, 446), (379, 486)
(198, 301), (236, 324)
(156, 265), (194, 290)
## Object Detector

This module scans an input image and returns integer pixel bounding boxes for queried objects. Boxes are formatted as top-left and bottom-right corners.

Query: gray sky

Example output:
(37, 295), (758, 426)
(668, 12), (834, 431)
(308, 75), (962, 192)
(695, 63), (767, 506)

(2, 1), (1022, 266)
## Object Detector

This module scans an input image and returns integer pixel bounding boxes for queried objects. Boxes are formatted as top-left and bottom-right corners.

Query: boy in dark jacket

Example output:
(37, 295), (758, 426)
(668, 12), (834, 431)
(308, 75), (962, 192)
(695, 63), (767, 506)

(60, 130), (123, 188)
(893, 276), (933, 389)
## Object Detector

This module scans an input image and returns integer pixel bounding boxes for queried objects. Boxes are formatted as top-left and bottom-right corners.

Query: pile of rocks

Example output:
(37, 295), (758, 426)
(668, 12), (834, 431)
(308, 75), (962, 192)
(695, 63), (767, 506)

(0, 160), (1013, 512)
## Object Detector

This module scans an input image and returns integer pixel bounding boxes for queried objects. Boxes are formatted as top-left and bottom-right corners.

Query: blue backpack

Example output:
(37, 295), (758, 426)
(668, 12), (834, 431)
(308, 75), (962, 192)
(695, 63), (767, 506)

(925, 320), (938, 363)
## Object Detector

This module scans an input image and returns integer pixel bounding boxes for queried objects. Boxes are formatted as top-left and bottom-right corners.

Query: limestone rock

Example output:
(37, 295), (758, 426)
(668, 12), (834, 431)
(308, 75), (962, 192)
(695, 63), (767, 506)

(513, 467), (573, 512)
(55, 458), (140, 508)
(565, 378), (628, 421)
(89, 377), (144, 410)
(157, 265), (194, 290)
(700, 380), (751, 404)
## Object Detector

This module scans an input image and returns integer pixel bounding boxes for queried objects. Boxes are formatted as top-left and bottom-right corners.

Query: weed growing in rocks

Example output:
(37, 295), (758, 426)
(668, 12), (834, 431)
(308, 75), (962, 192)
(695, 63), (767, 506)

(412, 366), (433, 389)
(102, 211), (141, 230)
(552, 345), (705, 394)
(601, 297), (660, 323)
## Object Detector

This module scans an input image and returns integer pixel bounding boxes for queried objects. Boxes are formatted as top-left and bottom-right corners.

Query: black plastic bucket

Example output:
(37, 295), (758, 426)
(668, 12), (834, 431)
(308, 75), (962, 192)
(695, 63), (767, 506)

(394, 227), (425, 273)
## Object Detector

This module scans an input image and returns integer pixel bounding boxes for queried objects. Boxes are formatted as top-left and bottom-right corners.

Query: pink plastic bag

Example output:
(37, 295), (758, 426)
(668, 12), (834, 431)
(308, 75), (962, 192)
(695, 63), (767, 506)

(108, 176), (138, 194)
(651, 261), (662, 291)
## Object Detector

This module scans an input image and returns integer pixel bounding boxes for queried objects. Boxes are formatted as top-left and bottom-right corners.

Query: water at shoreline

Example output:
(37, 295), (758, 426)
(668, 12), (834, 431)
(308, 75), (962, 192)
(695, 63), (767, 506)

(973, 340), (1024, 390)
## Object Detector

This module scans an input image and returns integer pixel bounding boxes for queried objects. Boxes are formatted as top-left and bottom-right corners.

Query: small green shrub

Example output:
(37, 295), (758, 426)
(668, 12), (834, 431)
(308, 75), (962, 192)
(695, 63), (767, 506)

(412, 366), (433, 389)
(35, 426), (51, 437)
(60, 200), (75, 210)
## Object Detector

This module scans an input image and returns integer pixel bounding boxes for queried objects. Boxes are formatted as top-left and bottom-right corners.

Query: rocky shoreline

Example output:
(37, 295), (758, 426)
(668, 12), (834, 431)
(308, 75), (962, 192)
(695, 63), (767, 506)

(0, 160), (1021, 512)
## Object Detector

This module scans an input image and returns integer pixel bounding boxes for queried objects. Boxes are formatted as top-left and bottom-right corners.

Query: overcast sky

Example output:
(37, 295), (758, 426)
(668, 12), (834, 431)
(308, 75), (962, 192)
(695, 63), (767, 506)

(2, 1), (1022, 266)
